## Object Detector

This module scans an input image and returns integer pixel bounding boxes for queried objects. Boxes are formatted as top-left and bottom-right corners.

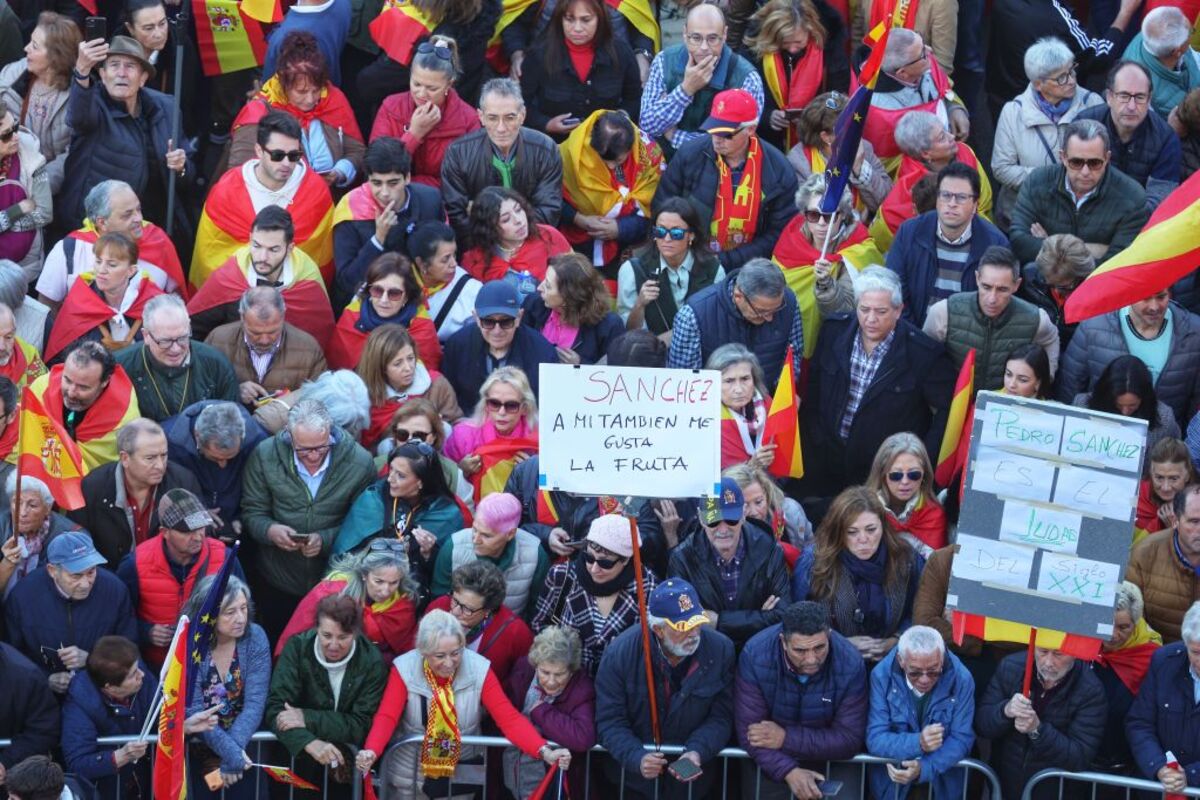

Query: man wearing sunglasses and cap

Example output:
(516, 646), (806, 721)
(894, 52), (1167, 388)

(595, 577), (735, 799)
(655, 88), (798, 273)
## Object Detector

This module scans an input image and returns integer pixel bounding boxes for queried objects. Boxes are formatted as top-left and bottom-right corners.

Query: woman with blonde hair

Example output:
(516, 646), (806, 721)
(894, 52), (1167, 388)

(522, 253), (624, 365)
(723, 462), (812, 565)
(444, 367), (537, 496)
(865, 432), (946, 558)
(356, 324), (461, 450)
(1022, 233), (1096, 348)
(1093, 581), (1162, 769)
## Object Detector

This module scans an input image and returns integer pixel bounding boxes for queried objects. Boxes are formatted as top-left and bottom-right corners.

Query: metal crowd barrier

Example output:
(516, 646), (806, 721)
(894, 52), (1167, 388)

(1020, 768), (1200, 800)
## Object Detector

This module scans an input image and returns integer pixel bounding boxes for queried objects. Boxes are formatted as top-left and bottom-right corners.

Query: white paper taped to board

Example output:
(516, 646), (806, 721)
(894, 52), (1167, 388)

(1058, 414), (1146, 473)
(998, 502), (1082, 553)
(952, 534), (1036, 590)
(1052, 463), (1139, 520)
(1035, 553), (1120, 607)
(970, 449), (1053, 503)
(979, 403), (1065, 456)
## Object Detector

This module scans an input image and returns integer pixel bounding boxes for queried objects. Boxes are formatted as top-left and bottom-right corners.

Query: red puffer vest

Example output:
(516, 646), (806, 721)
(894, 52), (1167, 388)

(135, 536), (228, 665)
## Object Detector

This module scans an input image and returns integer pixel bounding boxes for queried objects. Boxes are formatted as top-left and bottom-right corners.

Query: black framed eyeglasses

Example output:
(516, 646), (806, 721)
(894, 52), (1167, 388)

(450, 596), (485, 615)
(146, 330), (191, 350)
(265, 148), (303, 163)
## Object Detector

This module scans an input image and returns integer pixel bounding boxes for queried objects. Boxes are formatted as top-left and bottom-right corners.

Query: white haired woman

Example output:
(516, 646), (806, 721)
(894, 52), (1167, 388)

(356, 609), (570, 799)
(708, 343), (776, 471)
(253, 369), (372, 438)
(0, 473), (81, 598)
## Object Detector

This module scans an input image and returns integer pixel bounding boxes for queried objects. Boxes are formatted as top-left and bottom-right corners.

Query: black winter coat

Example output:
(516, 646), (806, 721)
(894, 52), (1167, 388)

(1019, 263), (1079, 350)
(0, 642), (60, 769)
(520, 292), (624, 364)
(519, 37), (642, 140)
(440, 324), (558, 414)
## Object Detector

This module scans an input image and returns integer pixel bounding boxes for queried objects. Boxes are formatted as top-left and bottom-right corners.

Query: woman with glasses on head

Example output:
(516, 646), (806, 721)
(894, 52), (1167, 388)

(786, 91), (891, 215)
(426, 562), (534, 683)
(723, 463), (812, 565)
(444, 366), (537, 493)
(521, 253), (623, 365)
(370, 37), (480, 189)
(531, 514), (656, 677)
(616, 197), (723, 337)
(328, 252), (443, 371)
(275, 545), (420, 662)
(865, 432), (946, 560)
(409, 222), (481, 342)
(460, 187), (571, 305)
(356, 324), (462, 451)
(709, 343), (777, 471)
(227, 32), (364, 187)
(1002, 343), (1052, 399)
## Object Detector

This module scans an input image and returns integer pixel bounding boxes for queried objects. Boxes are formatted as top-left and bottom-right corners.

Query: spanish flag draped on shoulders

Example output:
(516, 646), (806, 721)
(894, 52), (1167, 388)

(186, 247), (336, 347)
(560, 110), (663, 269)
(232, 78), (363, 154)
(868, 142), (991, 252)
(28, 364), (140, 470)
(43, 273), (164, 362)
(67, 220), (187, 298)
(772, 217), (881, 358)
(487, 0), (539, 72)
(327, 295), (441, 371)
(0, 336), (46, 392)
(192, 160), (335, 291)
(860, 52), (958, 165)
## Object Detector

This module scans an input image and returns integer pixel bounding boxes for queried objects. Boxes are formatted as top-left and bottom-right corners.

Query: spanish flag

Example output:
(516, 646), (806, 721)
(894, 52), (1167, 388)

(469, 436), (538, 504)
(192, 0), (269, 76)
(864, 0), (920, 46)
(17, 388), (87, 509)
(760, 345), (803, 479)
(603, 0), (660, 52)
(67, 219), (187, 298)
(154, 617), (189, 800)
(487, 0), (540, 72)
(28, 366), (141, 471)
(240, 0), (282, 23)
(1064, 170), (1200, 324)
(370, 0), (437, 66)
(953, 611), (1103, 660)
(260, 765), (319, 791)
(934, 348), (974, 488)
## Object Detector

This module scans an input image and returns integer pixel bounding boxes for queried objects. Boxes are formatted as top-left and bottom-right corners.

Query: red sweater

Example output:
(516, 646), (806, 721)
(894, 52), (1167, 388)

(363, 666), (547, 755)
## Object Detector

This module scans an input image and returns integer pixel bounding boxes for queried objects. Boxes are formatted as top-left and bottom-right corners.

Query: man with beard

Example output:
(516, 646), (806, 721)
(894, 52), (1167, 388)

(186, 206), (335, 346)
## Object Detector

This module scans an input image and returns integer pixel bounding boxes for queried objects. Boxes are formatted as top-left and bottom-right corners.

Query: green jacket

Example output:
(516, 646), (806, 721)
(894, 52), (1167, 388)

(242, 427), (376, 596)
(1124, 34), (1200, 119)
(115, 341), (239, 422)
(331, 482), (466, 556)
(266, 630), (385, 757)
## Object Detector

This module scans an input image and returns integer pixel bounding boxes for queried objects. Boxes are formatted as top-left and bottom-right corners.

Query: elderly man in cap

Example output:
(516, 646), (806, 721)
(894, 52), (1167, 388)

(667, 476), (790, 646)
(441, 279), (558, 414)
(595, 577), (735, 799)
(116, 488), (244, 669)
(655, 89), (797, 272)
(4, 532), (137, 695)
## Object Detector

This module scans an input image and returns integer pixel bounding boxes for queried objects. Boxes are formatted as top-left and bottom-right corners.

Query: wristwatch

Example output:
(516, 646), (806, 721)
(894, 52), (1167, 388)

(1028, 724), (1042, 741)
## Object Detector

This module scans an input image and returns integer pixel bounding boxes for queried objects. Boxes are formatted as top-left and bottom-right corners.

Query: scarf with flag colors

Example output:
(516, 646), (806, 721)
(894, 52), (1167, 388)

(0, 337), (46, 392)
(1064, 170), (1200, 324)
(720, 395), (767, 469)
(421, 660), (462, 777)
(1094, 615), (1161, 693)
(952, 611), (1104, 660)
(934, 348), (974, 488)
(1134, 480), (1167, 545)
(857, 53), (952, 161)
(241, 0), (282, 22)
(885, 494), (947, 550)
(370, 0), (438, 65)
(487, 0), (540, 71)
(761, 48), (824, 151)
(0, 397), (16, 465)
(234, 80), (363, 143)
(761, 344), (803, 478)
(461, 224), (571, 283)
(327, 296), (441, 371)
(28, 365), (139, 471)
(469, 435), (538, 504)
(68, 219), (187, 299)
(17, 387), (87, 509)
(43, 274), (164, 362)
(154, 617), (189, 800)
(711, 136), (764, 251)
(192, 164), (335, 291)
(603, 0), (660, 51)
(561, 110), (662, 266)
(192, 0), (268, 76)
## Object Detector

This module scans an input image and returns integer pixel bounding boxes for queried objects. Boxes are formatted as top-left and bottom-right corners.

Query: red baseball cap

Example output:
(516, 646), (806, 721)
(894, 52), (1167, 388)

(700, 89), (760, 134)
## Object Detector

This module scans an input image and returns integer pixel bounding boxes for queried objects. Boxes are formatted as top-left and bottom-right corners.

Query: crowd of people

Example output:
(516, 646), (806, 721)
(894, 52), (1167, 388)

(0, 0), (1198, 796)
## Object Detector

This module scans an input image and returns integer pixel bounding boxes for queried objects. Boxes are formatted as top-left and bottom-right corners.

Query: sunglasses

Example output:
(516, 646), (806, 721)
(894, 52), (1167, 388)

(888, 469), (924, 483)
(1064, 157), (1105, 171)
(265, 149), (303, 163)
(0, 126), (15, 143)
(824, 91), (844, 109)
(393, 427), (433, 443)
(368, 284), (405, 301)
(368, 538), (406, 553)
(584, 551), (625, 569)
(803, 209), (833, 224)
(416, 41), (453, 60)
(479, 316), (516, 330)
(653, 226), (689, 241)
(904, 668), (943, 680)
(485, 397), (522, 413)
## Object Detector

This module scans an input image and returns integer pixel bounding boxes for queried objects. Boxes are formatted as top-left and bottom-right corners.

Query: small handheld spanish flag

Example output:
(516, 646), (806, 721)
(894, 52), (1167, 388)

(256, 765), (319, 791)
(760, 346), (803, 479)
(934, 349), (975, 489)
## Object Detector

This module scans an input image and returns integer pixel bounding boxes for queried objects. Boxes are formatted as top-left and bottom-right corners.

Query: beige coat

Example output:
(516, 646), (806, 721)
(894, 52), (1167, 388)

(206, 320), (328, 396)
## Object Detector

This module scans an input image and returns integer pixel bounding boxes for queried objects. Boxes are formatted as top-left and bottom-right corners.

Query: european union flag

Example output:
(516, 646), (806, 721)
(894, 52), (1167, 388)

(186, 541), (240, 702)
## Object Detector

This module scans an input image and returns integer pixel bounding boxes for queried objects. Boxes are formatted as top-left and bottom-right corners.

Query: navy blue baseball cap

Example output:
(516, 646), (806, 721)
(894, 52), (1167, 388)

(475, 280), (520, 318)
(698, 477), (744, 526)
(649, 578), (710, 632)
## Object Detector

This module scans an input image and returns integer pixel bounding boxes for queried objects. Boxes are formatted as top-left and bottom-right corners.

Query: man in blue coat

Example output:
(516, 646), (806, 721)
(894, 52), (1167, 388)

(735, 601), (867, 799)
(866, 625), (976, 799)
(1126, 601), (1200, 792)
(595, 578), (735, 799)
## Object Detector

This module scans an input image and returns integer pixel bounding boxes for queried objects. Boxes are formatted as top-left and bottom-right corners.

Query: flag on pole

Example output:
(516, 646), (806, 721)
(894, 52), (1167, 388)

(952, 611), (1103, 660)
(760, 345), (803, 479)
(1064, 170), (1200, 324)
(258, 765), (319, 791)
(17, 387), (86, 509)
(192, 0), (269, 76)
(240, 0), (282, 23)
(187, 542), (241, 672)
(934, 349), (975, 488)
(819, 27), (889, 215)
(153, 616), (190, 800)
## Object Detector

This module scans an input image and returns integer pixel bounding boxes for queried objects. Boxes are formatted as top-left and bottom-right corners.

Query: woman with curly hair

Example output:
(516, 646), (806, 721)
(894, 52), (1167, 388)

(460, 187), (570, 305)
(520, 253), (623, 365)
(356, 324), (461, 450)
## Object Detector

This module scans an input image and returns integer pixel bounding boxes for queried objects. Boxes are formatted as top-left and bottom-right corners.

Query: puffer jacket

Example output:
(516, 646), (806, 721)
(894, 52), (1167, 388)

(1126, 641), (1200, 786)
(866, 647), (975, 800)
(0, 60), (71, 192)
(1055, 302), (1200, 427)
(241, 426), (376, 597)
(991, 83), (1104, 221)
(1125, 529), (1200, 642)
(1008, 162), (1148, 265)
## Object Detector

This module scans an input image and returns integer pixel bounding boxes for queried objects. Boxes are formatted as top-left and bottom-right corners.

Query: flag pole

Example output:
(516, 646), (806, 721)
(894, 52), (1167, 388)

(627, 506), (661, 748)
(817, 212), (838, 261)
(9, 395), (24, 542)
(1021, 627), (1037, 697)
(139, 614), (190, 742)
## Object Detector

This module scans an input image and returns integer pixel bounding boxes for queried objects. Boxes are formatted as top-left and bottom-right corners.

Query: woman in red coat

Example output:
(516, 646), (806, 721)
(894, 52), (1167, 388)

(369, 36), (480, 188)
(460, 187), (570, 305)
(865, 432), (947, 559)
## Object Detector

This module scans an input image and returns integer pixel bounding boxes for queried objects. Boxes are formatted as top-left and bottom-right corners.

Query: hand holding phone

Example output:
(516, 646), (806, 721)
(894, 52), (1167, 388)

(84, 16), (106, 42)
(667, 755), (702, 783)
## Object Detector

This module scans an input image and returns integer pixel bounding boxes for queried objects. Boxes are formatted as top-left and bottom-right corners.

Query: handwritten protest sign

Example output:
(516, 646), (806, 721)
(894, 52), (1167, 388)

(537, 364), (722, 498)
(947, 392), (1147, 638)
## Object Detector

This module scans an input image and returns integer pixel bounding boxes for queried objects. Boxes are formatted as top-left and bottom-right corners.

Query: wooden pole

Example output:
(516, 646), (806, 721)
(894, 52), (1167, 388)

(628, 512), (661, 748)
(10, 392), (24, 543)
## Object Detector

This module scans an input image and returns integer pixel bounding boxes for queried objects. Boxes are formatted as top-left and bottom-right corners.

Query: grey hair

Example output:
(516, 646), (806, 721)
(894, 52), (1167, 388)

(1036, 234), (1095, 284)
(84, 180), (134, 224)
(0, 261), (25, 309)
(180, 575), (254, 640)
(194, 402), (247, 450)
(528, 626), (583, 672)
(1023, 37), (1075, 82)
(898, 625), (945, 657)
(5, 472), (52, 505)
(1142, 6), (1191, 57)
(853, 265), (903, 307)
(1183, 601), (1200, 645)
(646, 613), (668, 629)
(894, 110), (943, 158)
(117, 418), (165, 454)
(416, 608), (466, 653)
(143, 294), (189, 333)
(882, 28), (922, 73)
(288, 397), (334, 437)
(479, 77), (524, 110)
(1113, 580), (1146, 623)
(795, 172), (854, 221)
(328, 548), (418, 602)
(705, 343), (769, 400)
(1060, 118), (1110, 151)
(734, 258), (787, 301)
(238, 285), (286, 320)
(296, 371), (370, 438)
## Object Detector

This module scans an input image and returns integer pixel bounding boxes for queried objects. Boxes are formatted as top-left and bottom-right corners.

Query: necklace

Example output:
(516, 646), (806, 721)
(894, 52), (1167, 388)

(141, 346), (191, 417)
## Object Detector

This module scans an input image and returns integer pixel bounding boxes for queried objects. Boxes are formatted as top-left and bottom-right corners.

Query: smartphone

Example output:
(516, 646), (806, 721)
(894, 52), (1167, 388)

(784, 107), (805, 120)
(204, 769), (224, 792)
(817, 779), (844, 796)
(84, 16), (106, 42)
(287, 532), (311, 543)
(667, 758), (702, 783)
(564, 116), (580, 125)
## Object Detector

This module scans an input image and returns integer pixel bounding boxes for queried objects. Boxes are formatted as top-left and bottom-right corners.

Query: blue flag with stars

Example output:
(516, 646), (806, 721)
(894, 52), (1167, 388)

(819, 84), (874, 215)
(186, 541), (240, 702)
